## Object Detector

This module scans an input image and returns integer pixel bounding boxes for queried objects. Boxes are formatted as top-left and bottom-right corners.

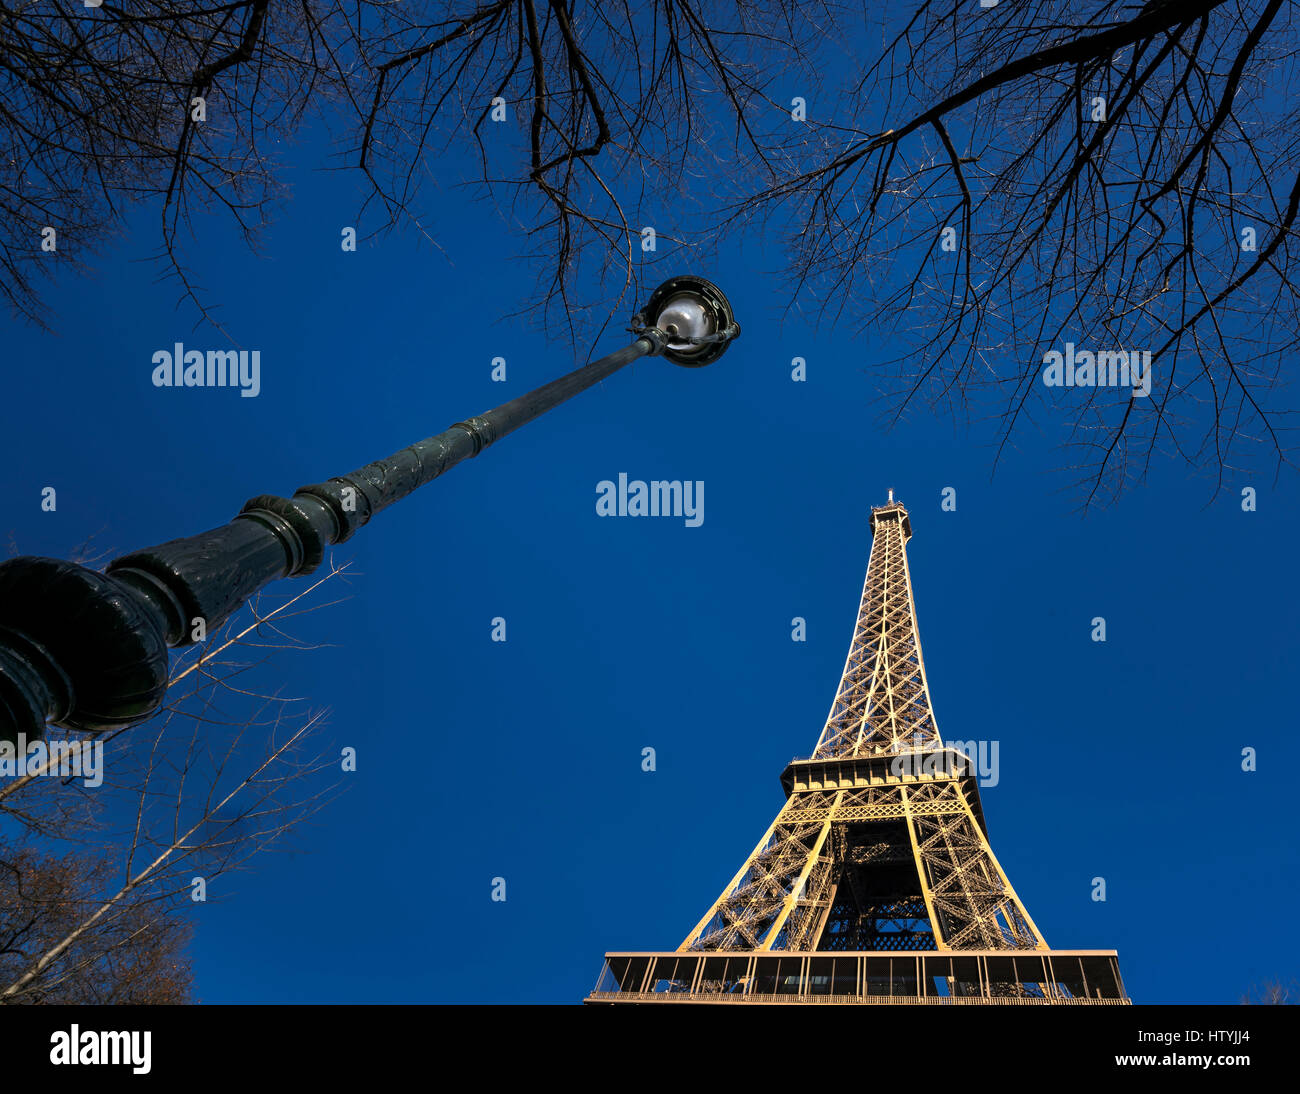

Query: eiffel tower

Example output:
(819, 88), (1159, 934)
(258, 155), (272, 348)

(586, 493), (1129, 1004)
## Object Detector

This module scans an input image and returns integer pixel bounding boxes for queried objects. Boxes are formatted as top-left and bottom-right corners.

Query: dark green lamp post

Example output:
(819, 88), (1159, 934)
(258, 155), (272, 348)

(0, 276), (739, 740)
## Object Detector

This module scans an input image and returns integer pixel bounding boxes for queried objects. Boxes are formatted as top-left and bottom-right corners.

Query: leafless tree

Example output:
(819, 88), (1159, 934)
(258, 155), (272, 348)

(747, 0), (1300, 503)
(0, 838), (193, 1003)
(0, 0), (331, 325)
(0, 0), (825, 333)
(1241, 978), (1298, 1004)
(353, 0), (837, 334)
(0, 560), (349, 1003)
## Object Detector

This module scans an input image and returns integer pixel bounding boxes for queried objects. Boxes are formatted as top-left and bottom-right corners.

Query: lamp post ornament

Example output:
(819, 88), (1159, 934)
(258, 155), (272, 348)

(0, 276), (740, 740)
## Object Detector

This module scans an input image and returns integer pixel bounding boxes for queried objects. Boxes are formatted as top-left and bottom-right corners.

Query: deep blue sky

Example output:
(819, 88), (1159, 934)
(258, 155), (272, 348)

(3, 109), (1297, 1004)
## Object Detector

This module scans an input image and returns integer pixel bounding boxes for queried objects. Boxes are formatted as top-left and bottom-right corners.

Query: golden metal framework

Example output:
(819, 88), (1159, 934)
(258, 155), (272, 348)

(587, 494), (1128, 1003)
(681, 497), (1042, 954)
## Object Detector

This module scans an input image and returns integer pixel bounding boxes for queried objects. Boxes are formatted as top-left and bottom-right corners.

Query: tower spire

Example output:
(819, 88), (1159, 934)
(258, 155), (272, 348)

(814, 494), (939, 758)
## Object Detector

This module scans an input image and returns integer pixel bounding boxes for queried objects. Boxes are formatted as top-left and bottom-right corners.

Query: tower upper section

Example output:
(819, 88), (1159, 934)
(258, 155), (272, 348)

(813, 496), (941, 758)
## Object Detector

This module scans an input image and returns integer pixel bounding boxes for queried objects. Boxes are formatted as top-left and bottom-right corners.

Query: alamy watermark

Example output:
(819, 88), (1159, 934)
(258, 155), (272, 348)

(151, 343), (261, 397)
(0, 733), (103, 787)
(1041, 343), (1151, 398)
(596, 474), (704, 527)
(50, 1026), (150, 1074)
(889, 736), (1000, 787)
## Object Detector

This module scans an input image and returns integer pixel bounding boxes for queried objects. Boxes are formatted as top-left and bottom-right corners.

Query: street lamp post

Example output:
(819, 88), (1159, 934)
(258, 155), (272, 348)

(0, 276), (740, 740)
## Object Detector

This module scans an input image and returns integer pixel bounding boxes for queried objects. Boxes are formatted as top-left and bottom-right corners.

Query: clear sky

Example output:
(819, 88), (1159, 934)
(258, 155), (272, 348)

(2, 106), (1297, 1004)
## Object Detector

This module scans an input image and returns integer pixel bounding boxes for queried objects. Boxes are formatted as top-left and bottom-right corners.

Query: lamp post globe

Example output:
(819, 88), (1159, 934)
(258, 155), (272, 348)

(633, 276), (740, 367)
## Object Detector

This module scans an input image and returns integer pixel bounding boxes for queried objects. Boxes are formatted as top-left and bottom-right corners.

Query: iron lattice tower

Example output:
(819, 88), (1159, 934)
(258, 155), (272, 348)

(587, 495), (1128, 1004)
